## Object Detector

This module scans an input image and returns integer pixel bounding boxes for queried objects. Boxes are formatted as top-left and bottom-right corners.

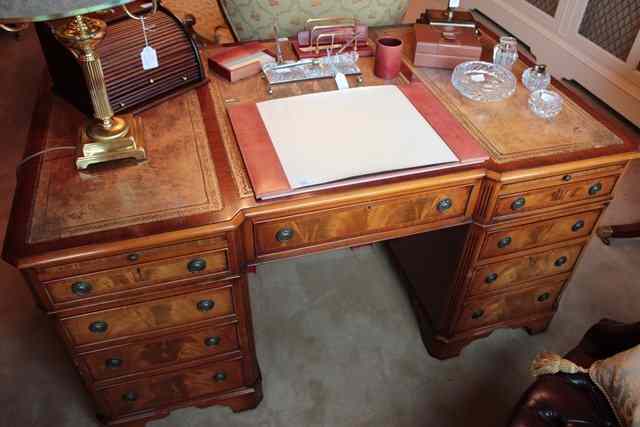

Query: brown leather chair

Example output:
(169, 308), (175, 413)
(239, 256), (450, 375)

(509, 319), (640, 427)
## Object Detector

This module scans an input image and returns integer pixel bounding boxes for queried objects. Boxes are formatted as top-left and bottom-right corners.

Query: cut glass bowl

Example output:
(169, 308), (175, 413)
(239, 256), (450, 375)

(451, 61), (516, 102)
(528, 89), (563, 119)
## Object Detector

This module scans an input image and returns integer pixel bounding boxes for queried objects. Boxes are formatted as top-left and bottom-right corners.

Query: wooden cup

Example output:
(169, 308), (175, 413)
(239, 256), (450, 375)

(375, 37), (403, 80)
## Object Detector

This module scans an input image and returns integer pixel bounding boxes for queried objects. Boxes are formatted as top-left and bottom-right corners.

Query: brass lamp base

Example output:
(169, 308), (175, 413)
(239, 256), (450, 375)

(76, 114), (146, 170)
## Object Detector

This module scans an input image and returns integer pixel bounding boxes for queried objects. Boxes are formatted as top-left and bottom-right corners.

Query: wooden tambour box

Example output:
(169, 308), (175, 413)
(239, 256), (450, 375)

(35, 1), (206, 116)
(2, 24), (639, 426)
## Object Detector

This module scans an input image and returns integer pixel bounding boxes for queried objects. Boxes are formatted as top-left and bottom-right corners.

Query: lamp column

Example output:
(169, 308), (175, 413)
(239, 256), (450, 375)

(55, 15), (146, 169)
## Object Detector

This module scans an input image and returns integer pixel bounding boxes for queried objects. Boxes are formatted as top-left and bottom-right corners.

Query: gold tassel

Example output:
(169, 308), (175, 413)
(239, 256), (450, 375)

(530, 352), (589, 377)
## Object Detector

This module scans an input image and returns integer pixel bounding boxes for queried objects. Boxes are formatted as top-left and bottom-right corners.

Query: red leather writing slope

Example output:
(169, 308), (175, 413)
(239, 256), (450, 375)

(227, 82), (488, 199)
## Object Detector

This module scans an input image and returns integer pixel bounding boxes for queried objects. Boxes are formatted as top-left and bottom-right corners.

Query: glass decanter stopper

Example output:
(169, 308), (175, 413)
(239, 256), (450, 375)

(522, 64), (551, 92)
(493, 36), (519, 70)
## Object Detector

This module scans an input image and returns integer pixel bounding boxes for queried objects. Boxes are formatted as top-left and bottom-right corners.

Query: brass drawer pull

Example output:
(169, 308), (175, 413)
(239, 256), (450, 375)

(537, 292), (551, 302)
(89, 321), (108, 334)
(105, 358), (123, 369)
(572, 220), (585, 232)
(204, 336), (221, 347)
(511, 197), (526, 211)
(588, 182), (603, 196)
(471, 309), (485, 319)
(213, 371), (227, 382)
(276, 227), (294, 242)
(127, 253), (140, 262)
(122, 391), (138, 402)
(562, 174), (572, 182)
(498, 236), (512, 249)
(187, 258), (207, 273)
(485, 273), (498, 284)
(437, 198), (453, 213)
(554, 256), (568, 267)
(197, 299), (215, 312)
(71, 281), (93, 296)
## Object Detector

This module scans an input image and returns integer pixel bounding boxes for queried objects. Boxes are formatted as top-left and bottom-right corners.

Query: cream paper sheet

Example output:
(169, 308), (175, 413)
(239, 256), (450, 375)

(256, 85), (459, 189)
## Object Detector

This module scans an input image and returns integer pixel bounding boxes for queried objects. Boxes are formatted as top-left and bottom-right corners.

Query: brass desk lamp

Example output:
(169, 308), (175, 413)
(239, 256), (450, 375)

(0, 0), (147, 170)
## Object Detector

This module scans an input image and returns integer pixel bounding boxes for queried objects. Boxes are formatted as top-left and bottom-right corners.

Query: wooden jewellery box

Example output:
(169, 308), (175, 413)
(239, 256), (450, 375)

(414, 23), (482, 69)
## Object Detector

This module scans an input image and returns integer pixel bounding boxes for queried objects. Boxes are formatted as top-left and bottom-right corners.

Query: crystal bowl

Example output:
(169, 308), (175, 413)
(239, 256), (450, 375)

(451, 61), (517, 102)
(528, 89), (563, 119)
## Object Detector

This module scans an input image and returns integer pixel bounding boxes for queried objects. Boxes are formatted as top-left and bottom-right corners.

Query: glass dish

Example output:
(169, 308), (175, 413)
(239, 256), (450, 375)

(528, 89), (563, 119)
(451, 61), (517, 102)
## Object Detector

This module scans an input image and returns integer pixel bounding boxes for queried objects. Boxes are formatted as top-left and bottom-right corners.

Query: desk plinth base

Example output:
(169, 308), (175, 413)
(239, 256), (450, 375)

(407, 289), (554, 360)
(76, 114), (146, 170)
(97, 378), (263, 427)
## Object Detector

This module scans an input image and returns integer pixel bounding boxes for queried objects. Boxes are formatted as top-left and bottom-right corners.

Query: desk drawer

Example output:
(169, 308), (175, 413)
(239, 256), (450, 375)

(255, 185), (474, 255)
(46, 250), (229, 305)
(499, 164), (625, 195)
(61, 285), (235, 347)
(36, 236), (228, 282)
(469, 244), (583, 297)
(479, 209), (600, 260)
(98, 358), (244, 417)
(80, 322), (240, 381)
(494, 175), (618, 218)
(456, 278), (564, 333)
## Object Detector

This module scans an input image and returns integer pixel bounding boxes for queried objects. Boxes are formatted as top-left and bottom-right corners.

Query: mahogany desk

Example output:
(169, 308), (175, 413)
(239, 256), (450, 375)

(3, 27), (639, 426)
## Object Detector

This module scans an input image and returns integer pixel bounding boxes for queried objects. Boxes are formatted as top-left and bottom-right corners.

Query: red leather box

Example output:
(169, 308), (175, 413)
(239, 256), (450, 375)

(413, 24), (482, 70)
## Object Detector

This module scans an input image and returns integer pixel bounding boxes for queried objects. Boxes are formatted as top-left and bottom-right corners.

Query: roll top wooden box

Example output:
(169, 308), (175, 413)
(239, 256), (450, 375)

(35, 2), (206, 116)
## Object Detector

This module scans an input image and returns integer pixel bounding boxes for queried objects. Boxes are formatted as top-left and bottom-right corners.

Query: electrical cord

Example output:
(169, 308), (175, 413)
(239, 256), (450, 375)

(15, 146), (76, 174)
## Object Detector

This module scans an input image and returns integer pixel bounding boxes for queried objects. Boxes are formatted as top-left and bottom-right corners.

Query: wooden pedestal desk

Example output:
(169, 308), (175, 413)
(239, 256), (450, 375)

(3, 27), (639, 426)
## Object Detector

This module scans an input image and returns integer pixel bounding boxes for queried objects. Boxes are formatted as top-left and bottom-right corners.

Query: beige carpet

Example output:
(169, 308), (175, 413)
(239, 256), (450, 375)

(0, 26), (638, 427)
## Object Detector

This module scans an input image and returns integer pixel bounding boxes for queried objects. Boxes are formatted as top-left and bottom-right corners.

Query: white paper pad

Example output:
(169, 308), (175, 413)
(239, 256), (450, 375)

(256, 85), (459, 189)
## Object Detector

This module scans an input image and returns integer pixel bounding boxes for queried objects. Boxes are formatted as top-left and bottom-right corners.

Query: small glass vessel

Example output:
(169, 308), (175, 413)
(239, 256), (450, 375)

(529, 89), (563, 119)
(493, 36), (519, 70)
(522, 64), (551, 92)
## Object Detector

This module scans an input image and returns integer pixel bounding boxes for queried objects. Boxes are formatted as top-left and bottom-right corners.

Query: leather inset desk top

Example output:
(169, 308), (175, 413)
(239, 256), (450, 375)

(414, 55), (623, 163)
(28, 90), (222, 244)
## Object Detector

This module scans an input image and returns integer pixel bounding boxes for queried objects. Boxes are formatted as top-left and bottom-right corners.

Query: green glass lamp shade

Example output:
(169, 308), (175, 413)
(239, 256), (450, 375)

(0, 0), (136, 23)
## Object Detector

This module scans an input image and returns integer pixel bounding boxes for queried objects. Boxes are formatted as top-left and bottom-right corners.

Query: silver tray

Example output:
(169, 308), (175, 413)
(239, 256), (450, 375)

(262, 53), (362, 93)
(451, 61), (516, 102)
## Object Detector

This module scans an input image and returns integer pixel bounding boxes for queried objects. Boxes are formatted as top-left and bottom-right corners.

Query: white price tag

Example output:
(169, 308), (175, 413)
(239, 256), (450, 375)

(335, 72), (349, 91)
(138, 16), (159, 71)
(141, 46), (159, 70)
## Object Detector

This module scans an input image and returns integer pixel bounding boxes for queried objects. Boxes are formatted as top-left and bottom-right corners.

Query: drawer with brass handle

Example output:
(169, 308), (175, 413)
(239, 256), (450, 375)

(79, 322), (240, 381)
(45, 250), (230, 305)
(479, 209), (601, 260)
(254, 184), (476, 255)
(36, 236), (228, 282)
(493, 175), (618, 219)
(61, 285), (235, 347)
(498, 164), (625, 195)
(469, 244), (584, 297)
(97, 358), (244, 417)
(456, 278), (565, 332)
